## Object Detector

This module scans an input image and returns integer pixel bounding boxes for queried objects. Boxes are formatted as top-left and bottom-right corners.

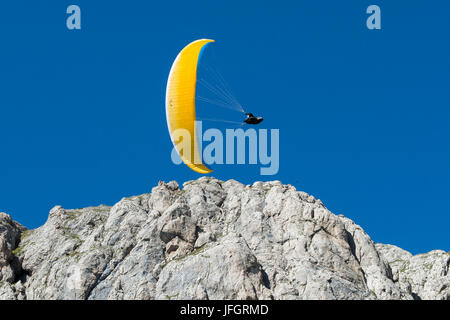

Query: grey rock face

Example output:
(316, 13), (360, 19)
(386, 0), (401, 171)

(0, 212), (26, 299)
(0, 177), (448, 300)
(376, 244), (450, 300)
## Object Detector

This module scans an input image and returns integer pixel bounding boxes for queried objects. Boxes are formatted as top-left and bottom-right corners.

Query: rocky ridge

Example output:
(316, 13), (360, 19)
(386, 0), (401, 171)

(0, 177), (448, 300)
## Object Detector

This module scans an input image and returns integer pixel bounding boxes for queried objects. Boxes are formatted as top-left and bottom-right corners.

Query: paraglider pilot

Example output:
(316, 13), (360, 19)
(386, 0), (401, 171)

(244, 113), (263, 125)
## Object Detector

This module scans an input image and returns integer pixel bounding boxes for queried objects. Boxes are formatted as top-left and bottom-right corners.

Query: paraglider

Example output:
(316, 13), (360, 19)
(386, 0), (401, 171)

(166, 39), (214, 174)
(244, 113), (263, 125)
(165, 39), (265, 174)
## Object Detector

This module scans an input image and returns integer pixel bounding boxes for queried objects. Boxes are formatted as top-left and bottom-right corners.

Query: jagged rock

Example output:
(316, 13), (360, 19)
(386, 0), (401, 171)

(0, 178), (448, 300)
(194, 231), (214, 249)
(159, 203), (196, 244)
(156, 233), (272, 300)
(165, 237), (194, 260)
(376, 244), (450, 300)
(0, 213), (26, 283)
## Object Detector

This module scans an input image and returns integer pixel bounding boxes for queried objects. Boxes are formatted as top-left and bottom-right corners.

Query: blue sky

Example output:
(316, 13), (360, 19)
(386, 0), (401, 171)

(0, 1), (448, 254)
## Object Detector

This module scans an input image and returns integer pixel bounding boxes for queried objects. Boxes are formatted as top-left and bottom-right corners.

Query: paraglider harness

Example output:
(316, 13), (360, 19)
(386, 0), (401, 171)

(244, 113), (263, 125)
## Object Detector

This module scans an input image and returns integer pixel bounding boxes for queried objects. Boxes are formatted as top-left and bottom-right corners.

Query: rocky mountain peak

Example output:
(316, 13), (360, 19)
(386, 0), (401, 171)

(0, 177), (448, 300)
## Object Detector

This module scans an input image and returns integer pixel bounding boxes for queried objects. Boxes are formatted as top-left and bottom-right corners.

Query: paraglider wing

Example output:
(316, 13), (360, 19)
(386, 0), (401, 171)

(165, 39), (214, 174)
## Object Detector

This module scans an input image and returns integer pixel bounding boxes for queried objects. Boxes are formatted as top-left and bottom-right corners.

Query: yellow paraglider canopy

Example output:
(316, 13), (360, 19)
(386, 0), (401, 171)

(166, 39), (214, 174)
